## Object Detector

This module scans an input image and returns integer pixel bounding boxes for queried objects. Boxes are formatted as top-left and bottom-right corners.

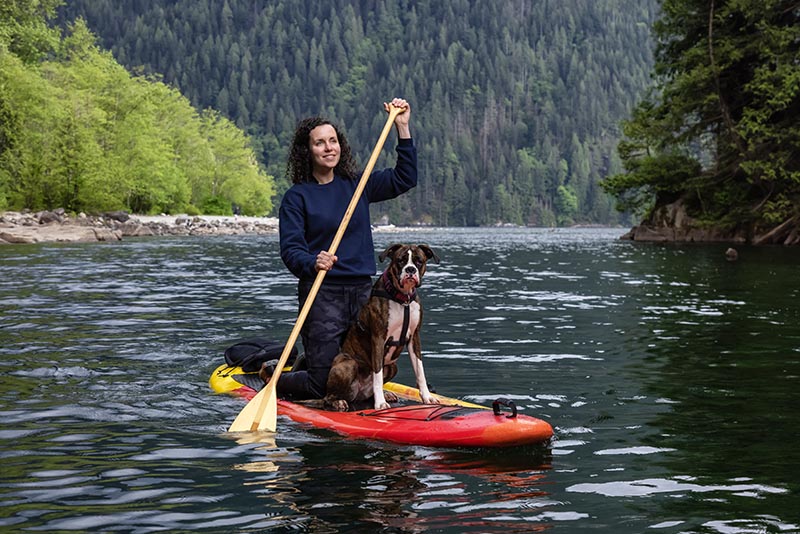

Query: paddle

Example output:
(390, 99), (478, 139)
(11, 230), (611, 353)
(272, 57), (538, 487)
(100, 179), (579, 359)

(228, 103), (406, 433)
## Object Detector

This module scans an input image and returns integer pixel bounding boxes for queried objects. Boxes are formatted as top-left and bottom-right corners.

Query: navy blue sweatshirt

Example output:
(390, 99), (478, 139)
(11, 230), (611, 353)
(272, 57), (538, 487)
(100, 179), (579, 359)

(279, 138), (417, 281)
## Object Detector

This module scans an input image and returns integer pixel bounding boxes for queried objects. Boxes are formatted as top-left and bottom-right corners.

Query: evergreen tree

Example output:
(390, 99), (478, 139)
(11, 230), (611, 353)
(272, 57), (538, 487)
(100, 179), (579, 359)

(603, 0), (800, 228)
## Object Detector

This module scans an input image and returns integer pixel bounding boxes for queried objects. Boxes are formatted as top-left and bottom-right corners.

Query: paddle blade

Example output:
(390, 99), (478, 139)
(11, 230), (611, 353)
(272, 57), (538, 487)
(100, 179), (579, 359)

(255, 392), (278, 432)
(228, 383), (278, 432)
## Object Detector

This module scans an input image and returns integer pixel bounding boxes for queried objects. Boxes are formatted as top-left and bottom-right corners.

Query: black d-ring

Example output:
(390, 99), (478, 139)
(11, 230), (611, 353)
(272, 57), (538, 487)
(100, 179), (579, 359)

(492, 398), (517, 418)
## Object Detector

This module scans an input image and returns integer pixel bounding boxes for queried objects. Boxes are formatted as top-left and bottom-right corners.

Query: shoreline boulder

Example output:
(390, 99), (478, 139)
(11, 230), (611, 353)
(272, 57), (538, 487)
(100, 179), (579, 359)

(621, 198), (799, 246)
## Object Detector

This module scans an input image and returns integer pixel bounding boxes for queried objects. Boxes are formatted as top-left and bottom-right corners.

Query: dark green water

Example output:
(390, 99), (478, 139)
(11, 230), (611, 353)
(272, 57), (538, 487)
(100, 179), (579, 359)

(1, 227), (799, 533)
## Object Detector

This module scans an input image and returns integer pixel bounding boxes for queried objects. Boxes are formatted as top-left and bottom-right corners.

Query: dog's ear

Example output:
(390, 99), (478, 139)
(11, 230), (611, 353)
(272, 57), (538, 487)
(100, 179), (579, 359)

(417, 244), (440, 264)
(379, 243), (404, 263)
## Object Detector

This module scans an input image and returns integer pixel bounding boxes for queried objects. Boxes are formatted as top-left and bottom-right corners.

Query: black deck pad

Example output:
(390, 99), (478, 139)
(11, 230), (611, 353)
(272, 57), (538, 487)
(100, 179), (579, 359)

(231, 371), (266, 392)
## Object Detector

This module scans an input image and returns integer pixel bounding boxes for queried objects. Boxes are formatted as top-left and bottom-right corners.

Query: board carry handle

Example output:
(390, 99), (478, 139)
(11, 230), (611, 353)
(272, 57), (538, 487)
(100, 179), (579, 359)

(492, 398), (517, 419)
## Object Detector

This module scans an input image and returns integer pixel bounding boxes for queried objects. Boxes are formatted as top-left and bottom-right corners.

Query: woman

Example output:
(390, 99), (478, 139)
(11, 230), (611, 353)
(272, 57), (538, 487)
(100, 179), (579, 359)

(268, 98), (416, 400)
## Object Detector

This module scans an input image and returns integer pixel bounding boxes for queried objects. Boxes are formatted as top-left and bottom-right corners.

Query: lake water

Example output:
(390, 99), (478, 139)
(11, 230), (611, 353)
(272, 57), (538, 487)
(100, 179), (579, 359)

(1, 227), (799, 533)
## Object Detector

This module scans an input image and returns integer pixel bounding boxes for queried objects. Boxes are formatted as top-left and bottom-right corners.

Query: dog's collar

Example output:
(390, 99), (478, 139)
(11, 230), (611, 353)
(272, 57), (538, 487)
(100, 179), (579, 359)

(373, 270), (416, 305)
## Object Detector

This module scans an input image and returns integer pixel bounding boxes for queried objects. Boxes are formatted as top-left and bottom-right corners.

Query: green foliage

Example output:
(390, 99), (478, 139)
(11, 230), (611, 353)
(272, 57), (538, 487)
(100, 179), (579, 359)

(0, 16), (274, 215)
(57, 0), (660, 226)
(555, 185), (578, 226)
(200, 109), (275, 216)
(200, 195), (232, 216)
(184, 204), (201, 216)
(608, 0), (800, 226)
(762, 194), (796, 225)
(0, 0), (63, 63)
(602, 152), (702, 216)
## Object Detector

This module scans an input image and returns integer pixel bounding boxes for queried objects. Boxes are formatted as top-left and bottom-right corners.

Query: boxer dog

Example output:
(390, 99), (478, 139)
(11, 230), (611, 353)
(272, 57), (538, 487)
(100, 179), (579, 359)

(323, 243), (440, 411)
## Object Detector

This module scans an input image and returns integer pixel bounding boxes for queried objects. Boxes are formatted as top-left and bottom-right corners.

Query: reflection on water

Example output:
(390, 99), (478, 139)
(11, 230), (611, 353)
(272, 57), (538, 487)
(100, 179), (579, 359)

(2, 228), (800, 532)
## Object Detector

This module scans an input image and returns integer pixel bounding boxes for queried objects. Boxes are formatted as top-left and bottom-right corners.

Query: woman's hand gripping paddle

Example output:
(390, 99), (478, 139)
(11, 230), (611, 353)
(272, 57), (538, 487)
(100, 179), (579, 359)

(228, 103), (406, 433)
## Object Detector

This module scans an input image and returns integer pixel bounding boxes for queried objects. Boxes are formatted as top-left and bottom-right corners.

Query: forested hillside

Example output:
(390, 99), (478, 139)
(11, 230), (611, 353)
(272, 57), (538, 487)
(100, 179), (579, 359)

(1, 2), (274, 217)
(59, 0), (658, 226)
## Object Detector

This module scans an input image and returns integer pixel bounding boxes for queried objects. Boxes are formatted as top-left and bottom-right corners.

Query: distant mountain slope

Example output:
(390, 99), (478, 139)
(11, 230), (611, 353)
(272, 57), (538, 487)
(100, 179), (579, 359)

(59, 0), (658, 225)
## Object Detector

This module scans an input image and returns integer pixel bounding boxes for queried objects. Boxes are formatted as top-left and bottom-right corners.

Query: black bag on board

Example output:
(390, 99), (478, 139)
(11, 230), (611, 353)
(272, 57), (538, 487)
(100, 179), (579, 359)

(223, 337), (297, 372)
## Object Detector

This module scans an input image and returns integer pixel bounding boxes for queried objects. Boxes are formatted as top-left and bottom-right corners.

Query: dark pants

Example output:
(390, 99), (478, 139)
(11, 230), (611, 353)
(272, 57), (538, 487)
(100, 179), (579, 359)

(277, 278), (372, 399)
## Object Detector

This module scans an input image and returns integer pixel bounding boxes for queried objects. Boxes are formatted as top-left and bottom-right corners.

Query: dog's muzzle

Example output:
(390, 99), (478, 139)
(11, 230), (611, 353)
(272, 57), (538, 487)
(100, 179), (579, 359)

(400, 266), (419, 288)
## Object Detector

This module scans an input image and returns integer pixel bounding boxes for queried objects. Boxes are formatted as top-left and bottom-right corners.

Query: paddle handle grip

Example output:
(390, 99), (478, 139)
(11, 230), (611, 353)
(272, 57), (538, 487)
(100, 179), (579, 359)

(327, 104), (404, 257)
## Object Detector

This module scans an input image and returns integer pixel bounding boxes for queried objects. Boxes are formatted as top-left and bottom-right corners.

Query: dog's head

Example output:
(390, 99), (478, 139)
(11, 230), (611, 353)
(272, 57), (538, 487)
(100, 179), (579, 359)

(379, 244), (440, 294)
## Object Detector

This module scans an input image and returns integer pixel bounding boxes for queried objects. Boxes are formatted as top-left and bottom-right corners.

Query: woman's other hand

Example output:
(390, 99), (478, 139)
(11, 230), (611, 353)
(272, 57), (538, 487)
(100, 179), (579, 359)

(315, 250), (338, 272)
(385, 98), (411, 138)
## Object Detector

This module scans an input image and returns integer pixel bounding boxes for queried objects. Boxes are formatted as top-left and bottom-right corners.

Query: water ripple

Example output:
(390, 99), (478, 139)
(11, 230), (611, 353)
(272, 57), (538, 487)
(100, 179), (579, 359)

(567, 477), (788, 498)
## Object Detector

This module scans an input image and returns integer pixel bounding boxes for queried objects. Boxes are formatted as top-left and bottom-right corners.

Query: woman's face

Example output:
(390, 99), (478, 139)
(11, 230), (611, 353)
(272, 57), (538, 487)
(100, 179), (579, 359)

(308, 124), (340, 175)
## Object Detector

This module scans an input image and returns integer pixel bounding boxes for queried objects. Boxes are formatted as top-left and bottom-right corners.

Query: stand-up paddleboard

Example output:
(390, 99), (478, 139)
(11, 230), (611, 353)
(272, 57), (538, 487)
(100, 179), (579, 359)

(211, 364), (553, 448)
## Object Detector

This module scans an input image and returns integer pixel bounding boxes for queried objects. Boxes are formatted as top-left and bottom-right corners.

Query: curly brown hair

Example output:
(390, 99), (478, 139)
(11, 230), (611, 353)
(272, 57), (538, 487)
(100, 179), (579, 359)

(286, 117), (358, 184)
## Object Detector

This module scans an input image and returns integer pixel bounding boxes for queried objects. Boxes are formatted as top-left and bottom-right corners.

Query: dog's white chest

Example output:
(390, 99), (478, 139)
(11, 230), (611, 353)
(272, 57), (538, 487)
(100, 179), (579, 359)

(384, 301), (420, 358)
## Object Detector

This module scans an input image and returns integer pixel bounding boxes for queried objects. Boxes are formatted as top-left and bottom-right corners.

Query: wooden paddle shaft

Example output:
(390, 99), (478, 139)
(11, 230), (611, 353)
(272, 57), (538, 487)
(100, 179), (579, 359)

(230, 104), (405, 433)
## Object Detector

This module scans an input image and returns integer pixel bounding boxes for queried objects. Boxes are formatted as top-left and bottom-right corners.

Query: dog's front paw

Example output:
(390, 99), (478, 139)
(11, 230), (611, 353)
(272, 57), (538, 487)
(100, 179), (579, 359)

(384, 391), (398, 403)
(374, 400), (391, 410)
(421, 393), (440, 405)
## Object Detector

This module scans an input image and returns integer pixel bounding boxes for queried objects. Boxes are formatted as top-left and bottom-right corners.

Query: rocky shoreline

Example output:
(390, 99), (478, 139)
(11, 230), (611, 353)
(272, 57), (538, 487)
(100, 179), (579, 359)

(5, 202), (798, 247)
(0, 209), (279, 245)
(619, 199), (800, 246)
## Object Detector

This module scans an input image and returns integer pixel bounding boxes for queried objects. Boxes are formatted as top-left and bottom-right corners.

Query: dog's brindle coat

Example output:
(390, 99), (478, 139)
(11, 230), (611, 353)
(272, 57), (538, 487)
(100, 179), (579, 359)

(323, 244), (440, 411)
